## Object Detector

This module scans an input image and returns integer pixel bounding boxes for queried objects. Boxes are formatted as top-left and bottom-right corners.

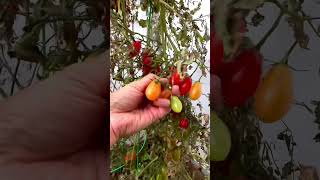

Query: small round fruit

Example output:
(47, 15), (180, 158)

(171, 96), (183, 113)
(211, 112), (231, 161)
(145, 80), (161, 101)
(124, 151), (136, 162)
(254, 64), (293, 123)
(179, 118), (189, 129)
(189, 82), (202, 100)
(179, 76), (192, 95)
(160, 89), (171, 99)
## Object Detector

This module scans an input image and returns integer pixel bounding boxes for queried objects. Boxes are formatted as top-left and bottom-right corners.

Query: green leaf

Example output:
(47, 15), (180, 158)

(138, 19), (147, 28)
(232, 0), (265, 10)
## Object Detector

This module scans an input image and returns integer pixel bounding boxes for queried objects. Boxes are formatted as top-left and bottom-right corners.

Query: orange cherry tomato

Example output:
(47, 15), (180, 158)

(254, 64), (293, 123)
(124, 151), (136, 162)
(160, 89), (171, 99)
(145, 80), (161, 101)
(189, 82), (202, 100)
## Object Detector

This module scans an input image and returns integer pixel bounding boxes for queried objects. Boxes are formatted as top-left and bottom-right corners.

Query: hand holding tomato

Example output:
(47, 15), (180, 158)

(110, 74), (180, 146)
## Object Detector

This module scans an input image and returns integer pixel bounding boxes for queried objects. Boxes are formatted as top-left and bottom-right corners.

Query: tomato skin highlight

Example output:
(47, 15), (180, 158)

(171, 96), (183, 113)
(170, 71), (182, 85)
(189, 82), (202, 100)
(254, 64), (293, 123)
(145, 80), (161, 101)
(160, 89), (171, 99)
(179, 76), (192, 95)
(219, 49), (262, 107)
(211, 112), (231, 161)
(179, 118), (189, 129)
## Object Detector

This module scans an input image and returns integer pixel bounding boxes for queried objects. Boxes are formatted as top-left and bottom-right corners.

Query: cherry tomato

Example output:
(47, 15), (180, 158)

(171, 96), (182, 113)
(219, 49), (262, 107)
(129, 41), (142, 58)
(124, 151), (136, 162)
(142, 65), (152, 75)
(160, 89), (171, 99)
(211, 30), (224, 76)
(189, 82), (202, 100)
(179, 76), (192, 95)
(179, 118), (189, 129)
(211, 112), (231, 161)
(169, 71), (182, 85)
(254, 64), (293, 123)
(142, 55), (152, 66)
(145, 80), (161, 101)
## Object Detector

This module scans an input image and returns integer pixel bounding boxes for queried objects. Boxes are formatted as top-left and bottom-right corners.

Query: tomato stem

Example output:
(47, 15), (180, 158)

(282, 40), (297, 65)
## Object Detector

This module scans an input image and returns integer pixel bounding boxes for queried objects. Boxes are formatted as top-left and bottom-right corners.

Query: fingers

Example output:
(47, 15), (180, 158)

(128, 74), (168, 93)
(153, 98), (170, 107)
(171, 85), (180, 96)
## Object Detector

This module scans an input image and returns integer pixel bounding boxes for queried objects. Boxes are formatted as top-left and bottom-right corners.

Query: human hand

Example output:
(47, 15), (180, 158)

(0, 52), (107, 179)
(110, 74), (180, 146)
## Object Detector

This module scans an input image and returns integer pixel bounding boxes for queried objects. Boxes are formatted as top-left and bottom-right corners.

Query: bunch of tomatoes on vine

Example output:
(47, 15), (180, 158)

(110, 0), (209, 179)
(212, 0), (320, 179)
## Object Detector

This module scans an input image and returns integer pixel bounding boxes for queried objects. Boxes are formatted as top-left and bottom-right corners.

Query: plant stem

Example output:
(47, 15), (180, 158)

(283, 40), (297, 64)
(158, 0), (182, 18)
(10, 59), (21, 96)
(256, 12), (283, 50)
(135, 156), (158, 179)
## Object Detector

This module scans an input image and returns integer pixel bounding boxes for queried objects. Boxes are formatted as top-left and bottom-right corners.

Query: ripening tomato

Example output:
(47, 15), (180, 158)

(254, 64), (293, 123)
(129, 41), (142, 58)
(160, 89), (171, 99)
(171, 96), (182, 113)
(211, 30), (224, 76)
(219, 49), (262, 107)
(179, 118), (189, 129)
(145, 80), (161, 101)
(179, 76), (192, 95)
(169, 71), (182, 85)
(211, 112), (231, 161)
(124, 151), (136, 162)
(189, 82), (202, 100)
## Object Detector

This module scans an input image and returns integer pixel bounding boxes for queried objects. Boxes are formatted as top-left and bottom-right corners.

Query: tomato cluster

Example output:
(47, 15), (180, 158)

(144, 69), (203, 130)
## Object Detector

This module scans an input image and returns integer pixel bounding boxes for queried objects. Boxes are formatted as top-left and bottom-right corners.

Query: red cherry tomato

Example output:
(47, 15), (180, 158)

(170, 71), (182, 85)
(179, 118), (189, 129)
(179, 76), (192, 95)
(143, 56), (152, 66)
(129, 41), (142, 58)
(143, 65), (152, 75)
(219, 49), (262, 107)
(211, 30), (224, 76)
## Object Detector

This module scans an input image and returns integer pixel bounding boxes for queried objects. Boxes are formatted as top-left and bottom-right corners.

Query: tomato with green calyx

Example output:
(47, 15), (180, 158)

(211, 112), (231, 161)
(179, 118), (189, 129)
(189, 82), (202, 100)
(171, 96), (182, 113)
(254, 64), (293, 123)
(219, 49), (262, 107)
(145, 80), (161, 101)
(179, 76), (192, 95)
(160, 89), (171, 99)
(124, 151), (136, 162)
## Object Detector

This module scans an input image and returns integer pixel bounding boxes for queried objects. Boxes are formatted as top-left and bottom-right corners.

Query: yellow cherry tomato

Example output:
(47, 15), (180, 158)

(254, 64), (293, 123)
(145, 80), (161, 101)
(189, 82), (202, 100)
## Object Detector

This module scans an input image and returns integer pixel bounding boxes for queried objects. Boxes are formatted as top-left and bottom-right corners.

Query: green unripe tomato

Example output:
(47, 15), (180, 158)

(171, 96), (182, 113)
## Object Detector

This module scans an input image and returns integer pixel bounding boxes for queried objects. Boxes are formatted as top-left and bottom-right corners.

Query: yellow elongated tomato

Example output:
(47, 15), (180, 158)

(211, 112), (231, 161)
(171, 96), (183, 113)
(145, 80), (161, 101)
(254, 64), (293, 123)
(189, 82), (202, 100)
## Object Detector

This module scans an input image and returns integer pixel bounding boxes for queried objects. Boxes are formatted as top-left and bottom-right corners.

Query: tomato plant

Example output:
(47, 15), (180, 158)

(189, 82), (202, 100)
(254, 64), (293, 123)
(219, 49), (262, 107)
(145, 80), (162, 101)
